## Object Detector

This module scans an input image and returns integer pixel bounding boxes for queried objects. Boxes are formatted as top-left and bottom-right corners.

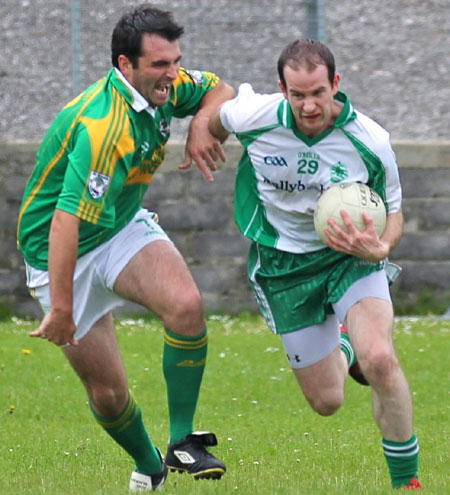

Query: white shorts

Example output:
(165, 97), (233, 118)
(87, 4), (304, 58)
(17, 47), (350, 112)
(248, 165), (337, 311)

(26, 209), (171, 342)
(281, 269), (391, 369)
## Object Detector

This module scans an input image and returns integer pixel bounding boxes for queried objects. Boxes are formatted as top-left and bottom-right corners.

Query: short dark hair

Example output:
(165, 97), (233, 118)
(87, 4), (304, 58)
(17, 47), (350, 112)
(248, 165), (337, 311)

(277, 39), (336, 88)
(111, 4), (184, 68)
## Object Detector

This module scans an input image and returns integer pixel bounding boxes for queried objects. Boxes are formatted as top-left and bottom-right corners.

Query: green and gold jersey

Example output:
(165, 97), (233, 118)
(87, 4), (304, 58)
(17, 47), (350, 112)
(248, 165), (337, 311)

(17, 67), (219, 270)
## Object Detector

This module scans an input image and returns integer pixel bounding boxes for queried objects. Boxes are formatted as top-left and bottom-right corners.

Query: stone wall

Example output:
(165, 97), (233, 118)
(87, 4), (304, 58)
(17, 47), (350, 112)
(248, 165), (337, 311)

(1, 140), (449, 318)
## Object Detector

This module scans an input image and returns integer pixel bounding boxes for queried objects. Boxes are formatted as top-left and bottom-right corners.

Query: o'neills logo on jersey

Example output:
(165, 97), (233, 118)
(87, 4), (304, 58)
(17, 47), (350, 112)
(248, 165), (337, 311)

(262, 175), (326, 194)
(88, 171), (110, 199)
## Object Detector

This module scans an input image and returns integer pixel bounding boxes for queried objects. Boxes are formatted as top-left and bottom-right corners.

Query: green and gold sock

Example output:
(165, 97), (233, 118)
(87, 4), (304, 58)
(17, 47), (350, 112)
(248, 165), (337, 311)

(163, 328), (208, 444)
(90, 392), (161, 475)
(382, 434), (420, 488)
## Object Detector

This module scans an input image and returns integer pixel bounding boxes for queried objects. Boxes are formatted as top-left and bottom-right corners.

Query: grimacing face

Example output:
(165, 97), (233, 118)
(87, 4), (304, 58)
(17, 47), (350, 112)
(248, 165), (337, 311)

(279, 63), (341, 138)
(119, 33), (182, 107)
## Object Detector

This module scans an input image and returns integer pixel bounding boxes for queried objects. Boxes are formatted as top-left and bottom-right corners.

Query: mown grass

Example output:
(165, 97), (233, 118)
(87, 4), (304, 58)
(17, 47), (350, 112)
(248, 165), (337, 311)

(1, 314), (449, 494)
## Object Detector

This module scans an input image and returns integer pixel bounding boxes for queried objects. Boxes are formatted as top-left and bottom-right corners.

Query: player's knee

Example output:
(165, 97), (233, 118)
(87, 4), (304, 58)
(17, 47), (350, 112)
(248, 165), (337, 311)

(163, 287), (204, 335)
(89, 385), (129, 417)
(306, 389), (344, 416)
(360, 348), (399, 389)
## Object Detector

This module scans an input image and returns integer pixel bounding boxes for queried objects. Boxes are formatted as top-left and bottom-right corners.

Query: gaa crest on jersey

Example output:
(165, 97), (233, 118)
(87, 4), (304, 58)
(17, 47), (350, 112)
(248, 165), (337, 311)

(330, 161), (349, 183)
(186, 69), (204, 84)
(88, 171), (110, 199)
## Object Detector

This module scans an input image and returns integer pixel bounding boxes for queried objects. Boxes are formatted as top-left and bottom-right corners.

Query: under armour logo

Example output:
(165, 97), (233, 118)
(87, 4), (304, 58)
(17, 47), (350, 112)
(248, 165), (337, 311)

(287, 353), (301, 363)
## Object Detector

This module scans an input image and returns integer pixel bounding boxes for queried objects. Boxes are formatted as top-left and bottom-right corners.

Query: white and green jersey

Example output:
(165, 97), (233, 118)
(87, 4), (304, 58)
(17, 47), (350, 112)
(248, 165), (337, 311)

(220, 83), (402, 253)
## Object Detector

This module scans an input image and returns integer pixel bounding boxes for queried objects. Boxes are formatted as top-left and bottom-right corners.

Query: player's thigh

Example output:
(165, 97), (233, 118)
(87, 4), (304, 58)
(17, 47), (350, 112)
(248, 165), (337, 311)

(63, 312), (128, 397)
(113, 239), (202, 320)
(292, 346), (346, 408)
(332, 269), (391, 326)
(334, 270), (395, 360)
(345, 297), (395, 363)
(281, 314), (341, 369)
(281, 316), (346, 395)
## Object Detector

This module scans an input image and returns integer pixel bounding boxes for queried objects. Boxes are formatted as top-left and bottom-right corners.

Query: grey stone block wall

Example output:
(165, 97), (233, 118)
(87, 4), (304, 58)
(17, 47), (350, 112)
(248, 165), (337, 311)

(1, 140), (449, 318)
(0, 143), (35, 315)
(387, 142), (450, 309)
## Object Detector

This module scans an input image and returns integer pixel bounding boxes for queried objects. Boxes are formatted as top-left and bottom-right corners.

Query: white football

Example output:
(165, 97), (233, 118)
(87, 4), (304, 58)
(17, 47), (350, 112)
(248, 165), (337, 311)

(314, 182), (386, 243)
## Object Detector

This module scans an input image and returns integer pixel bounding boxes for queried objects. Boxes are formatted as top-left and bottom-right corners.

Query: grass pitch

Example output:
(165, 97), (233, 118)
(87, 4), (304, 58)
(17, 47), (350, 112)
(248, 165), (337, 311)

(0, 314), (449, 494)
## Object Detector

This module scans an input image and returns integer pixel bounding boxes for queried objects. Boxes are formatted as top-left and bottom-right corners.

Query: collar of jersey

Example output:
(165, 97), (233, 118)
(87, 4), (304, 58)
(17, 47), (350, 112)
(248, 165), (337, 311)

(277, 90), (357, 146)
(112, 68), (156, 116)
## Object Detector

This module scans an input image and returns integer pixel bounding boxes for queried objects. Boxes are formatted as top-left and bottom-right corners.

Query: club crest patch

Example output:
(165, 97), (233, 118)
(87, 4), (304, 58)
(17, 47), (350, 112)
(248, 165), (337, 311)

(88, 171), (110, 199)
(330, 161), (349, 183)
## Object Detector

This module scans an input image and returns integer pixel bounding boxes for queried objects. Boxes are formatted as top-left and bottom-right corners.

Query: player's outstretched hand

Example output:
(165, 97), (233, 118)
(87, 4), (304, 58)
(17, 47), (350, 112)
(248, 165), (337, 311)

(30, 309), (79, 347)
(178, 115), (226, 182)
(325, 210), (389, 263)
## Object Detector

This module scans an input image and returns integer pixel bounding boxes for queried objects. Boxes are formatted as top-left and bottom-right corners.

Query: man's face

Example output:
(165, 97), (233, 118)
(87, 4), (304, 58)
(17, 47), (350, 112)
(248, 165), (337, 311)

(279, 63), (340, 138)
(120, 33), (181, 107)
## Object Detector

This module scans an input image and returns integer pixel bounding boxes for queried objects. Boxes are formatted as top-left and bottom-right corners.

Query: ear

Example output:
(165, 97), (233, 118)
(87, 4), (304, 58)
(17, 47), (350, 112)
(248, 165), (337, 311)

(332, 73), (341, 95)
(118, 54), (132, 77)
(278, 80), (288, 99)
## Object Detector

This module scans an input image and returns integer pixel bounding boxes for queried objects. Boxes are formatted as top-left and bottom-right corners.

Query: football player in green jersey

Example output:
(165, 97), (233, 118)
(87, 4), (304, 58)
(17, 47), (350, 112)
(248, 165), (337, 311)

(17, 4), (234, 491)
(209, 39), (420, 490)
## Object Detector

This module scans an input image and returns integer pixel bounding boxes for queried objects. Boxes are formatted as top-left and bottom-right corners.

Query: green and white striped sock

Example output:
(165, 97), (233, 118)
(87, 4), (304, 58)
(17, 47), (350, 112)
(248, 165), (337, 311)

(382, 434), (420, 488)
(340, 331), (356, 368)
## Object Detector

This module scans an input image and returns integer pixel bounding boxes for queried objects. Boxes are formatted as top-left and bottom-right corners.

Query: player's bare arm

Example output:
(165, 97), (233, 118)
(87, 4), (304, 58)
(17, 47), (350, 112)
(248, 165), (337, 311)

(326, 210), (403, 263)
(30, 209), (80, 346)
(208, 105), (232, 144)
(179, 81), (235, 182)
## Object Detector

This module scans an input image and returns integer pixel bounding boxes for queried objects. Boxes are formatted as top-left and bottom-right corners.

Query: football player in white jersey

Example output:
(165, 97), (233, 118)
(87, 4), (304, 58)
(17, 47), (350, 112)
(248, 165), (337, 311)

(209, 39), (421, 490)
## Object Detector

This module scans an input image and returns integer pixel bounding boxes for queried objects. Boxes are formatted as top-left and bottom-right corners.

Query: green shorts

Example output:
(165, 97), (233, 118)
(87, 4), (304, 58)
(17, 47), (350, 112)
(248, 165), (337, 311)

(248, 243), (384, 334)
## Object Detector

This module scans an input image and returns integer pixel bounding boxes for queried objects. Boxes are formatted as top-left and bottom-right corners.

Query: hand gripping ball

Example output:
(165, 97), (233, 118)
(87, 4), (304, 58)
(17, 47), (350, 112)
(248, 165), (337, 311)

(313, 182), (386, 242)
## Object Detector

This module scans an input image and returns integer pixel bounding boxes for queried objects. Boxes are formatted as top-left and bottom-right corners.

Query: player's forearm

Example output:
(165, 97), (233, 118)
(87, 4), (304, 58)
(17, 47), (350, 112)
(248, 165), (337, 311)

(48, 209), (80, 313)
(380, 210), (404, 256)
(186, 81), (234, 148)
(208, 107), (231, 143)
